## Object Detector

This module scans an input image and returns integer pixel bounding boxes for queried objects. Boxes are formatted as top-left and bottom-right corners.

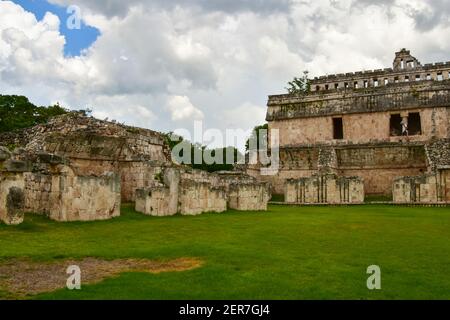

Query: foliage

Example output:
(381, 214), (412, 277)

(0, 95), (68, 133)
(286, 71), (311, 95)
(245, 123), (269, 152)
(164, 133), (242, 172)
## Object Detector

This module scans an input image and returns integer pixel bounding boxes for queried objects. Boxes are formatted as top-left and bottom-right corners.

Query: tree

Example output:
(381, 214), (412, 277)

(245, 123), (269, 152)
(164, 132), (242, 172)
(285, 71), (311, 95)
(0, 95), (69, 133)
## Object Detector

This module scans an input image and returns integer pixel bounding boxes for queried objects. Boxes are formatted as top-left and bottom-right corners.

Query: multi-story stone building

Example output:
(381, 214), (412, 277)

(253, 49), (450, 203)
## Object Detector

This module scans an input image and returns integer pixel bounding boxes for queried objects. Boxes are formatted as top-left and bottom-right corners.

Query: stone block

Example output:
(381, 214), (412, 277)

(285, 174), (364, 204)
(0, 173), (25, 225)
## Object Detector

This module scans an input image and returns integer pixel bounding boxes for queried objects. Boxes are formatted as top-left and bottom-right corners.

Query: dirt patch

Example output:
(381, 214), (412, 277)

(0, 257), (202, 298)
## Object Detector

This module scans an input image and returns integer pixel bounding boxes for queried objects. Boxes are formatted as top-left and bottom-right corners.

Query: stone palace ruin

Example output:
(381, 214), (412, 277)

(1, 48), (449, 225)
(0, 113), (270, 225)
(248, 49), (450, 205)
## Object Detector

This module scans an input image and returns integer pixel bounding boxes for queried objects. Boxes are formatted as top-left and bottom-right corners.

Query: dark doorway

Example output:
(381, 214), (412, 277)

(409, 112), (422, 135)
(390, 114), (402, 136)
(333, 118), (344, 140)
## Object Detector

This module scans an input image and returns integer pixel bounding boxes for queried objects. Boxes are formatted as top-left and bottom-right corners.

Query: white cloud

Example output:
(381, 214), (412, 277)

(166, 95), (204, 121)
(1, 0), (450, 150)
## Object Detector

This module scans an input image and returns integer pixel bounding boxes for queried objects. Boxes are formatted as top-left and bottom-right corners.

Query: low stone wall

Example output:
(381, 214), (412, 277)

(285, 174), (364, 204)
(228, 183), (271, 211)
(1, 147), (121, 225)
(54, 169), (121, 222)
(135, 187), (175, 217)
(135, 167), (270, 216)
(54, 158), (164, 203)
(24, 166), (121, 222)
(179, 180), (227, 215)
(0, 172), (25, 225)
(0, 147), (26, 225)
(24, 172), (55, 216)
(440, 169), (450, 202)
(393, 174), (440, 203)
(119, 161), (163, 202)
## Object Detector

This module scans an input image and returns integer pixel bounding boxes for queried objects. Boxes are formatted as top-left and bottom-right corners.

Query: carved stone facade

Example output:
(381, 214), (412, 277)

(254, 49), (450, 203)
(285, 174), (364, 204)
(393, 141), (450, 203)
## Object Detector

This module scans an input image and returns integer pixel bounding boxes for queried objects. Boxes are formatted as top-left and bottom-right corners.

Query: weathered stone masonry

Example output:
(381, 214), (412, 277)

(0, 147), (27, 225)
(1, 113), (271, 225)
(285, 174), (364, 204)
(251, 49), (450, 204)
(135, 168), (271, 216)
(0, 146), (121, 225)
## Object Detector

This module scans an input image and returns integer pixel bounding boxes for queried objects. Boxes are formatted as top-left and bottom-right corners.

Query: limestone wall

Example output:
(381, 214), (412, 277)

(1, 147), (122, 225)
(253, 143), (428, 196)
(340, 168), (426, 195)
(0, 147), (26, 225)
(393, 174), (439, 203)
(24, 166), (121, 222)
(439, 169), (450, 202)
(0, 172), (25, 225)
(228, 183), (271, 211)
(0, 113), (170, 163)
(267, 81), (450, 122)
(285, 174), (364, 204)
(135, 167), (180, 217)
(179, 181), (227, 215)
(393, 169), (450, 203)
(310, 49), (450, 91)
(135, 187), (176, 217)
(135, 167), (270, 216)
(247, 166), (317, 195)
(119, 162), (163, 202)
(426, 139), (450, 171)
(270, 108), (449, 146)
(24, 173), (55, 215)
(51, 169), (121, 222)
(54, 158), (164, 203)
(0, 113), (171, 204)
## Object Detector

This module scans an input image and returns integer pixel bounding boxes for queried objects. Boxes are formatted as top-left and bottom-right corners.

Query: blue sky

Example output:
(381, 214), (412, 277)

(1, 0), (449, 146)
(11, 0), (99, 56)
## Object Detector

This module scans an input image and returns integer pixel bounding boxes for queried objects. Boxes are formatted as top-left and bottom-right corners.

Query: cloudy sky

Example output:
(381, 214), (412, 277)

(1, 0), (450, 148)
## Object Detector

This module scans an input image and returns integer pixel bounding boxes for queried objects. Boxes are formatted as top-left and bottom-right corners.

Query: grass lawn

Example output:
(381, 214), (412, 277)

(1, 204), (450, 300)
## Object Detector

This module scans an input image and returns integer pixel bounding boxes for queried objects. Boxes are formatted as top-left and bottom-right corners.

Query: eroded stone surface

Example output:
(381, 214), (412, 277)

(285, 174), (364, 204)
(250, 49), (450, 202)
(135, 168), (271, 216)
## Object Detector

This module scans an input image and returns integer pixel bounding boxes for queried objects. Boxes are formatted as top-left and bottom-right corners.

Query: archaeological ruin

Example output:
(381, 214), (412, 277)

(0, 113), (270, 225)
(249, 49), (450, 205)
(1, 48), (449, 226)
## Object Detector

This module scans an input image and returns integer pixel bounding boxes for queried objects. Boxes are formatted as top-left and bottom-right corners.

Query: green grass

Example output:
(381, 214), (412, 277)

(1, 204), (450, 300)
(365, 194), (393, 202)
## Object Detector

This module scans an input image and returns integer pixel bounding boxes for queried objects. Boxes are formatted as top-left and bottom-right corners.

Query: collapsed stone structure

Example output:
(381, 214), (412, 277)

(136, 169), (270, 216)
(250, 49), (450, 204)
(0, 113), (270, 225)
